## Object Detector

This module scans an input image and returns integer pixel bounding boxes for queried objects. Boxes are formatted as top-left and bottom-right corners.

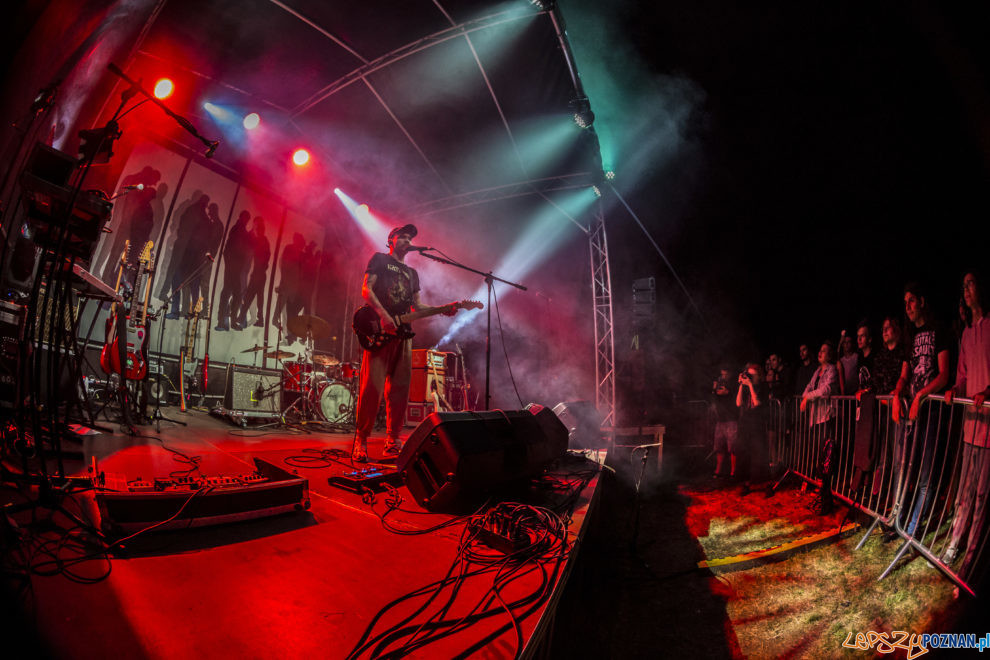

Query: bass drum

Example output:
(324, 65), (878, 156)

(313, 381), (354, 423)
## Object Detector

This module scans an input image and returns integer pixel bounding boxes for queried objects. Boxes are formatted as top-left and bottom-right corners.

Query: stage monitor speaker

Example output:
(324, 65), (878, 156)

(224, 364), (280, 413)
(396, 404), (568, 512)
(552, 400), (605, 449)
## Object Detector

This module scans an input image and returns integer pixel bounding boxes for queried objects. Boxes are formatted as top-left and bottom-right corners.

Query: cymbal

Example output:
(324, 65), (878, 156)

(312, 353), (340, 366)
(241, 344), (270, 353)
(266, 350), (295, 360)
(287, 314), (331, 340)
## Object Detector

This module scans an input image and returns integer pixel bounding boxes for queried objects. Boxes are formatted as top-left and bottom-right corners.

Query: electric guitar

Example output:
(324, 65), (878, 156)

(178, 296), (203, 412)
(100, 241), (130, 365)
(100, 241), (154, 379)
(352, 300), (483, 351)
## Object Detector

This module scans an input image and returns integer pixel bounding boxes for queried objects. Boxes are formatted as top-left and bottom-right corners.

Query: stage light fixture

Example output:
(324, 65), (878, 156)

(243, 112), (260, 130)
(153, 78), (174, 99)
(569, 97), (594, 129)
(292, 148), (310, 166)
(592, 185), (602, 198)
(605, 170), (615, 180)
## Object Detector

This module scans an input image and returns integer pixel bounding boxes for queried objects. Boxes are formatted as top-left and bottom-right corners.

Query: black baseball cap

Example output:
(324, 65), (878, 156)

(387, 223), (417, 245)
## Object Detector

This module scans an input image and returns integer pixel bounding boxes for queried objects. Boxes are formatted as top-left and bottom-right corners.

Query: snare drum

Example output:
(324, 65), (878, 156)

(340, 362), (359, 380)
(312, 381), (353, 423)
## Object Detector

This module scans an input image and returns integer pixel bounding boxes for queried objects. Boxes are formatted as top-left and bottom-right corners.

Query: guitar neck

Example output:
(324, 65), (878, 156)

(397, 305), (455, 325)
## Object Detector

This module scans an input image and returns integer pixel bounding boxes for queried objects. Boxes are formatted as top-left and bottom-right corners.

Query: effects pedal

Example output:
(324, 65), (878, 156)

(328, 466), (404, 493)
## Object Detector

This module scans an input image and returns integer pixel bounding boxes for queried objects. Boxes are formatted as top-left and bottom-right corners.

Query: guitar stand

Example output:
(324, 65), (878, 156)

(148, 303), (186, 432)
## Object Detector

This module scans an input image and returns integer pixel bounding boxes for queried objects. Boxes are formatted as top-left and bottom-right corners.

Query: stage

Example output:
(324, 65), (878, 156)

(1, 410), (602, 659)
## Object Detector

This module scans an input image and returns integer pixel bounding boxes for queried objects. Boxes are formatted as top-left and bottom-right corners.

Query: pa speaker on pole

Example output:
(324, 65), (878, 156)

(395, 404), (568, 512)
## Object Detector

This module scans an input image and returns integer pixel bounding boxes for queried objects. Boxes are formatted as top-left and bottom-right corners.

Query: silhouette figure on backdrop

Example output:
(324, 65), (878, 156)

(273, 232), (305, 341)
(215, 211), (252, 331)
(300, 241), (321, 316)
(99, 165), (161, 283)
(183, 201), (224, 314)
(235, 216), (271, 329)
(160, 193), (210, 318)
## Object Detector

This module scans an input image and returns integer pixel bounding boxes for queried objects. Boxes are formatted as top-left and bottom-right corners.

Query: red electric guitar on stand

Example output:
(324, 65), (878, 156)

(100, 241), (154, 380)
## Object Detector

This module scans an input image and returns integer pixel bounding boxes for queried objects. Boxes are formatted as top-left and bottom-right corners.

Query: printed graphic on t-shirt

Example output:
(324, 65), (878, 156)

(366, 253), (419, 316)
(910, 329), (938, 396)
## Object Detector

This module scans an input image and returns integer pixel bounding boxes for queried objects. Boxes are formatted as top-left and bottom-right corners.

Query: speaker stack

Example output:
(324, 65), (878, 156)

(396, 404), (568, 512)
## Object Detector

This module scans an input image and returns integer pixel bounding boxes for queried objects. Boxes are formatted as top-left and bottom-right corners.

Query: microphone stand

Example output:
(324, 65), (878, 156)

(416, 251), (525, 410)
(151, 254), (214, 431)
(106, 63), (220, 158)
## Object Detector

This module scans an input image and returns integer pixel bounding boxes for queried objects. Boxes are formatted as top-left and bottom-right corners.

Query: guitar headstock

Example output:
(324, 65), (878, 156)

(192, 296), (204, 316)
(137, 241), (153, 265)
(457, 300), (484, 311)
(119, 240), (130, 265)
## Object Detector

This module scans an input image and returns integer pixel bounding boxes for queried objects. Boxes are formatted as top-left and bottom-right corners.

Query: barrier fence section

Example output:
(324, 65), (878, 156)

(769, 393), (989, 596)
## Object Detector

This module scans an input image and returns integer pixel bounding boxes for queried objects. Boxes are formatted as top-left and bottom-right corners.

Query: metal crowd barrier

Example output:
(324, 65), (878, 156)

(769, 394), (989, 596)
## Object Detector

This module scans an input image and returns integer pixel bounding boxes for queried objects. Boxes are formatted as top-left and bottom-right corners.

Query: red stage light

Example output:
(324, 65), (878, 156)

(292, 149), (310, 166)
(153, 78), (174, 99)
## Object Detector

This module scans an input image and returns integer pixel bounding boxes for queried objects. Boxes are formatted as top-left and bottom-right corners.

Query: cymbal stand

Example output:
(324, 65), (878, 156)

(277, 327), (311, 421)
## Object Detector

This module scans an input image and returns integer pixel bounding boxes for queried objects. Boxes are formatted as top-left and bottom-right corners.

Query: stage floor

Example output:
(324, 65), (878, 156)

(2, 409), (602, 659)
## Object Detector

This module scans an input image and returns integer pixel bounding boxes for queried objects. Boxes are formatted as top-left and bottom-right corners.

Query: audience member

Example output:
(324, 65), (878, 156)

(765, 353), (788, 400)
(867, 315), (911, 503)
(894, 281), (952, 538)
(800, 342), (839, 515)
(856, 320), (875, 390)
(943, 271), (990, 572)
(793, 343), (816, 396)
(737, 362), (772, 496)
(711, 367), (739, 482)
(838, 332), (859, 396)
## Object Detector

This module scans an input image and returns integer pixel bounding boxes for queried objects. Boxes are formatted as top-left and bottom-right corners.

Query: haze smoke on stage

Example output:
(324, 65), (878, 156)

(333, 189), (390, 248)
(435, 186), (598, 346)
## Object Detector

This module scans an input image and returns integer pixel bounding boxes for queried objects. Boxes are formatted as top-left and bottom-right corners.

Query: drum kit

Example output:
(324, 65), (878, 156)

(240, 313), (360, 426)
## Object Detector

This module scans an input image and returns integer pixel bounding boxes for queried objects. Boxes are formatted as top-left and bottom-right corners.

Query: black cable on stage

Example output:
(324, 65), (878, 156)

(282, 446), (353, 471)
(348, 502), (570, 659)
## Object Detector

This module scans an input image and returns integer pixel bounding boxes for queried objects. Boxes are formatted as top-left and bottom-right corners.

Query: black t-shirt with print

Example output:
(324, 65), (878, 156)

(908, 323), (951, 398)
(366, 252), (420, 317)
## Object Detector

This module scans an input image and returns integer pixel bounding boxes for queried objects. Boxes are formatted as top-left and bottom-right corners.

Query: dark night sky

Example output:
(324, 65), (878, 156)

(600, 1), (989, 376)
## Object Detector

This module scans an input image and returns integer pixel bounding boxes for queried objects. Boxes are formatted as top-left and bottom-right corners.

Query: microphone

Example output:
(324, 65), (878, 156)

(122, 183), (144, 191)
(407, 245), (433, 252)
(205, 252), (214, 262)
(205, 140), (220, 158)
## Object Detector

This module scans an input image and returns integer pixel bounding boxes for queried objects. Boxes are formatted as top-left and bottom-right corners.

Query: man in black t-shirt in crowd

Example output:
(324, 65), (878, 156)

(893, 281), (951, 538)
(352, 224), (453, 462)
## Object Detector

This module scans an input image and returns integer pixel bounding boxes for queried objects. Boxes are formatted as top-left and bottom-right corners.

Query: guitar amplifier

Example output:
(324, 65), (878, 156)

(410, 367), (445, 403)
(224, 364), (281, 413)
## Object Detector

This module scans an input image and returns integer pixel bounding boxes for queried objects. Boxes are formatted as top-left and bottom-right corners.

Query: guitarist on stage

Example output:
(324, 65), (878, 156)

(352, 224), (454, 462)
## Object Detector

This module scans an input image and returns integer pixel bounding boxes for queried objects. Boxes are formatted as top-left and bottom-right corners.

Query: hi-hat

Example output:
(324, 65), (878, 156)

(287, 314), (331, 341)
(241, 344), (270, 353)
(266, 350), (295, 360)
(312, 353), (340, 366)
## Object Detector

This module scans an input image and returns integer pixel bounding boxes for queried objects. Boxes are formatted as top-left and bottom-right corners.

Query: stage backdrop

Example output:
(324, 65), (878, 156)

(81, 142), (348, 379)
